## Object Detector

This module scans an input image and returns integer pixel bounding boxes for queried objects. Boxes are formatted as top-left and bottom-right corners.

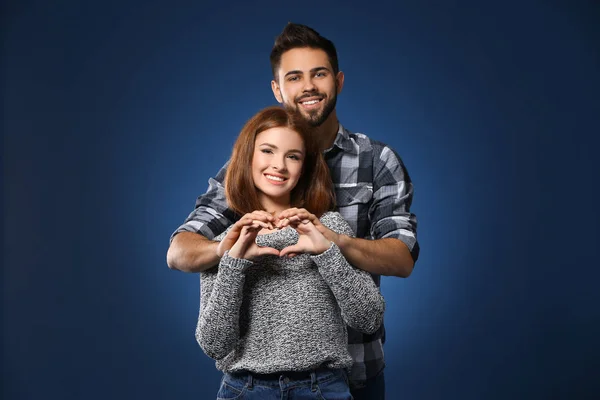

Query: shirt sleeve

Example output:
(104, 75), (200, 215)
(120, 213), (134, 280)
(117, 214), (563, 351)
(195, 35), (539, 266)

(195, 251), (252, 360)
(369, 145), (420, 262)
(312, 212), (385, 335)
(169, 161), (239, 242)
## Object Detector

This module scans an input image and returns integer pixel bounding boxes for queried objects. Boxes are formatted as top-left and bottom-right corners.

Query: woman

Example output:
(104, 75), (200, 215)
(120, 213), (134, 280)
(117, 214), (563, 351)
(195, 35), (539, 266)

(196, 106), (385, 399)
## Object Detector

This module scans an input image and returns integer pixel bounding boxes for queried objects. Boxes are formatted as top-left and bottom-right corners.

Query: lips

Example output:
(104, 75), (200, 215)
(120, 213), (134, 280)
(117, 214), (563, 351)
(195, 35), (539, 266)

(265, 173), (287, 184)
(297, 95), (324, 106)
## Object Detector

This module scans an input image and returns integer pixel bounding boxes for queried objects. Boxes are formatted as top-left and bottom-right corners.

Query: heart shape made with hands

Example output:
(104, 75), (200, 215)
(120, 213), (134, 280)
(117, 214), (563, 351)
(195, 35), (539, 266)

(255, 227), (299, 251)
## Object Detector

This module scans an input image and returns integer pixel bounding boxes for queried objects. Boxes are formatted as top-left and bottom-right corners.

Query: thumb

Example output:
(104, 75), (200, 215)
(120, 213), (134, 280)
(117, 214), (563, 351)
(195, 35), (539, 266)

(257, 246), (280, 257)
(280, 244), (303, 258)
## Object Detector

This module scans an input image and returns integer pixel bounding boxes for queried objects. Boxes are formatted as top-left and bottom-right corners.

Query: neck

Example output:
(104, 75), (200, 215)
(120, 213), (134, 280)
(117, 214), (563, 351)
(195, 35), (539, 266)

(259, 194), (291, 216)
(315, 111), (339, 151)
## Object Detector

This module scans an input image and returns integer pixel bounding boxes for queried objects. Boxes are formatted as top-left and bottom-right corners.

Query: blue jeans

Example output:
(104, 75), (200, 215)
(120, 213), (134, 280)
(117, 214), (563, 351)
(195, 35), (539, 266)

(216, 368), (352, 399)
(349, 369), (385, 400)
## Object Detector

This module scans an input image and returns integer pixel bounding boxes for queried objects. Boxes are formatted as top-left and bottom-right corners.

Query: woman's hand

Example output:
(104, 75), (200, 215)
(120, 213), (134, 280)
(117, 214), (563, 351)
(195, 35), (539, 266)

(279, 214), (332, 258)
(217, 211), (279, 261)
(277, 208), (340, 246)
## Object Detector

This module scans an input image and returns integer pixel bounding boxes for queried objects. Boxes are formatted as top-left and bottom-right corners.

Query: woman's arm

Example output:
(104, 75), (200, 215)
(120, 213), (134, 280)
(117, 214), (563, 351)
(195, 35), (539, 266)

(312, 239), (385, 335)
(279, 211), (385, 334)
(195, 252), (252, 360)
(195, 213), (279, 359)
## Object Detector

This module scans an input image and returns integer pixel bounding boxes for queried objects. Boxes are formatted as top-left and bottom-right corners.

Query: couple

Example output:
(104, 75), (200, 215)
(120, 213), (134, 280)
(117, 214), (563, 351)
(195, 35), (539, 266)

(168, 23), (419, 400)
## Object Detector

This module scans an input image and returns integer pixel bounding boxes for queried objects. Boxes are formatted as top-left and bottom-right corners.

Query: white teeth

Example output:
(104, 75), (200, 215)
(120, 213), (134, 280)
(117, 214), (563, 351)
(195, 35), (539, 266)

(266, 174), (284, 181)
(302, 99), (320, 105)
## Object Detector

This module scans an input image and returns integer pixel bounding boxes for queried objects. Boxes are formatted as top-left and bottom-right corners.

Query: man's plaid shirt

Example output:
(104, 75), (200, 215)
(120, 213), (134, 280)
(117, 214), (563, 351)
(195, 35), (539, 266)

(172, 123), (419, 387)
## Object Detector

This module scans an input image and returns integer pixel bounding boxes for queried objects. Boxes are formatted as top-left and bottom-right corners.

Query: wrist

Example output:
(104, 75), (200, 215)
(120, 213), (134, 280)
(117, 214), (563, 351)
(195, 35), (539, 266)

(335, 233), (351, 252)
(227, 247), (243, 260)
(215, 241), (225, 258)
(314, 240), (333, 255)
(221, 250), (253, 271)
(310, 241), (335, 258)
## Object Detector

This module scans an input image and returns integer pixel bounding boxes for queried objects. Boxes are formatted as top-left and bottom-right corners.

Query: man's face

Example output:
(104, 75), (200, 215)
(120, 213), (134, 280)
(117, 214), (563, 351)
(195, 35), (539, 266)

(271, 48), (344, 127)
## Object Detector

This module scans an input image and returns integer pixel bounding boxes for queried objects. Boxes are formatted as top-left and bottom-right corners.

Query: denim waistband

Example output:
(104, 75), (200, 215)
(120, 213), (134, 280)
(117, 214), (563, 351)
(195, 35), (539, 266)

(231, 367), (333, 381)
(227, 367), (346, 389)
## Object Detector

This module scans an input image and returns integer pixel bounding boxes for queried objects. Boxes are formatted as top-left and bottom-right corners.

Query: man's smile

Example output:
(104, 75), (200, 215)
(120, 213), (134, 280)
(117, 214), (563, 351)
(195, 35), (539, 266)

(297, 95), (324, 109)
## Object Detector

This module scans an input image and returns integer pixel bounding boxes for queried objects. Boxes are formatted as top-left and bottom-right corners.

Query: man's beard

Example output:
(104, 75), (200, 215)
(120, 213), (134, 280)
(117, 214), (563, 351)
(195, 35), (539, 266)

(286, 89), (338, 127)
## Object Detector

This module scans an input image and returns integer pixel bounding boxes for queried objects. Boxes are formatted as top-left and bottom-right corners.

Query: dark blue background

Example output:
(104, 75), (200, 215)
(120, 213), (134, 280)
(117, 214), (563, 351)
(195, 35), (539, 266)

(4, 1), (599, 399)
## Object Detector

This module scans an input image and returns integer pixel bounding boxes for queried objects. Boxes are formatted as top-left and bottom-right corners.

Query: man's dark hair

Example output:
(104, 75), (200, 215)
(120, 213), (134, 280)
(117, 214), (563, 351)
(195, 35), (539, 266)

(270, 23), (339, 80)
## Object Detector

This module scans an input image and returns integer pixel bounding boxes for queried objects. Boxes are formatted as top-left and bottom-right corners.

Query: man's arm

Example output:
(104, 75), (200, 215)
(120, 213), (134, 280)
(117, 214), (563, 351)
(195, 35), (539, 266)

(167, 163), (279, 272)
(336, 236), (414, 277)
(167, 232), (220, 272)
(278, 211), (414, 277)
(352, 144), (419, 277)
(279, 144), (419, 278)
(167, 209), (279, 272)
(167, 163), (235, 273)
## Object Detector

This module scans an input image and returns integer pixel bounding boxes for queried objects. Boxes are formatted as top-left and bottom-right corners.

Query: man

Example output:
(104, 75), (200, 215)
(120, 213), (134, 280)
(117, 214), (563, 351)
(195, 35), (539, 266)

(167, 23), (419, 399)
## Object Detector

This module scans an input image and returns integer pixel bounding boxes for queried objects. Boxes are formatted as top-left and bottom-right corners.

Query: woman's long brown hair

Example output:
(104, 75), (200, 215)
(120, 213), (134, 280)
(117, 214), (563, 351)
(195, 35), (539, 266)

(225, 106), (335, 217)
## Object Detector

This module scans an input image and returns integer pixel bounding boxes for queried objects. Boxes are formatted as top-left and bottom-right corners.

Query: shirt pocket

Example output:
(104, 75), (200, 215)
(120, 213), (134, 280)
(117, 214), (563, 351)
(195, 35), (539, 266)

(335, 184), (373, 207)
(335, 185), (373, 238)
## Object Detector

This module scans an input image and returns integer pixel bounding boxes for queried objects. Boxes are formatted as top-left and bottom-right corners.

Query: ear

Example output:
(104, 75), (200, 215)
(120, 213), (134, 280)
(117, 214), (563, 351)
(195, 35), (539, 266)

(335, 71), (345, 95)
(271, 79), (283, 103)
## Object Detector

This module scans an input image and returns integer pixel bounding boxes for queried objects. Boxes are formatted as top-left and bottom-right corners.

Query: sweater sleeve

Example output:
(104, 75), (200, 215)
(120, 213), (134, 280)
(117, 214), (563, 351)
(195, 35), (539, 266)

(195, 251), (252, 360)
(311, 212), (386, 334)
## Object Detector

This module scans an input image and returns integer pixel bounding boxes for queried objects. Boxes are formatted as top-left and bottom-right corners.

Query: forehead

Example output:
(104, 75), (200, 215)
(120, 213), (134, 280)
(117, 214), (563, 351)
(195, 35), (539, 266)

(255, 127), (305, 149)
(278, 47), (332, 75)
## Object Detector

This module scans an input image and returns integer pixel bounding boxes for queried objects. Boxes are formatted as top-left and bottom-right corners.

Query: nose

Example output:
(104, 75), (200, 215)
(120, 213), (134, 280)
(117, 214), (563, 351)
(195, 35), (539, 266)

(303, 77), (316, 92)
(271, 155), (287, 171)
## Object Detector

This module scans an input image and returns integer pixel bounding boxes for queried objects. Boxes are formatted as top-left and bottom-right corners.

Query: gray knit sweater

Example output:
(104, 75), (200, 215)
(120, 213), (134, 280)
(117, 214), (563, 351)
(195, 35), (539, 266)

(196, 212), (385, 374)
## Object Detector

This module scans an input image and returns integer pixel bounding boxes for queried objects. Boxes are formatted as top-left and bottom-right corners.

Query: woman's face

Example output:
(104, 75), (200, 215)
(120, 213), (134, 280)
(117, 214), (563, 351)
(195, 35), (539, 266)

(252, 127), (305, 208)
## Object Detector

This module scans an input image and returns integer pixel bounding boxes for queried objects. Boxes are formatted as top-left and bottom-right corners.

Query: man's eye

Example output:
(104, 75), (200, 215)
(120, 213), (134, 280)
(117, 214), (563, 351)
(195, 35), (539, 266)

(288, 76), (299, 81)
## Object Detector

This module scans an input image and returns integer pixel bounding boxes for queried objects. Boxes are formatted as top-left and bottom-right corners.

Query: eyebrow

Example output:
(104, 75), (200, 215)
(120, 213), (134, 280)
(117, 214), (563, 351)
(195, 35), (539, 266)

(284, 66), (331, 78)
(258, 142), (305, 154)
